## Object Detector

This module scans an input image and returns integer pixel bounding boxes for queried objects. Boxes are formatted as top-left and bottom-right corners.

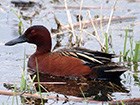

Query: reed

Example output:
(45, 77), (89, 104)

(35, 58), (44, 105)
(123, 29), (129, 61)
(133, 41), (140, 63)
(79, 87), (87, 102)
(120, 101), (125, 105)
(12, 84), (19, 105)
(20, 49), (26, 91)
(104, 33), (109, 53)
(133, 41), (140, 71)
(122, 29), (140, 64)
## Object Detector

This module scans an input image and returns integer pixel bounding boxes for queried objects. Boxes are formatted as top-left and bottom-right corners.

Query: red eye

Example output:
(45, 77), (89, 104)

(31, 30), (35, 34)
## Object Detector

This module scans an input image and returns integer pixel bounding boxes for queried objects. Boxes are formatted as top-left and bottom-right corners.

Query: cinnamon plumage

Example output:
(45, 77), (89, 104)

(5, 25), (127, 79)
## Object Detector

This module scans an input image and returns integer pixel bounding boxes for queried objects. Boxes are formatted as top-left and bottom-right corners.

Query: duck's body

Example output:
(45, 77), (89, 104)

(28, 51), (91, 76)
(5, 25), (127, 79)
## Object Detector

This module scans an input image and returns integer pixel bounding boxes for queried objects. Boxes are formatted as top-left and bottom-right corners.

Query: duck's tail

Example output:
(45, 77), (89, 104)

(89, 63), (127, 80)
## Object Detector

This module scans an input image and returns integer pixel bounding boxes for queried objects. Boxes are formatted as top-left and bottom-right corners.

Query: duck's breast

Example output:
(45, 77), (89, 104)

(28, 52), (92, 76)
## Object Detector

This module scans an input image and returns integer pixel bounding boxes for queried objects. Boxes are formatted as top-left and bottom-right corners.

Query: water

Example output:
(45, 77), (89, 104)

(0, 0), (140, 104)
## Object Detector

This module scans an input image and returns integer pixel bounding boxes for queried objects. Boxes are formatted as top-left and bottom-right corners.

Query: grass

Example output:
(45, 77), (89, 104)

(123, 29), (129, 61)
(20, 51), (46, 104)
(8, 49), (38, 105)
(79, 87), (87, 102)
(3, 49), (27, 105)
(120, 101), (125, 105)
(11, 9), (24, 35)
(104, 33), (109, 53)
(133, 41), (140, 63)
(20, 49), (26, 91)
(13, 84), (19, 105)
(133, 41), (140, 71)
(121, 28), (140, 68)
(35, 58), (44, 105)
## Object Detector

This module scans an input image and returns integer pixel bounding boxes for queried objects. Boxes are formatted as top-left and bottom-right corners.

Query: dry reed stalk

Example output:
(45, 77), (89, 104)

(106, 0), (118, 34)
(52, 0), (135, 49)
(53, 6), (120, 10)
(34, 82), (67, 85)
(64, 0), (76, 43)
(0, 90), (40, 98)
(78, 0), (84, 46)
(100, 3), (103, 40)
(87, 10), (104, 49)
(103, 0), (118, 51)
(58, 16), (135, 32)
(33, 82), (88, 86)
(51, 15), (135, 45)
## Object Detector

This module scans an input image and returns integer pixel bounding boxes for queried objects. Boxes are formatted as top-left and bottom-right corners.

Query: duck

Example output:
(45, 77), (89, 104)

(5, 25), (127, 80)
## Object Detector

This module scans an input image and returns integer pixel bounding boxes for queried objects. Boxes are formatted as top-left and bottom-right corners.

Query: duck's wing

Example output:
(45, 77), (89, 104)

(56, 47), (127, 79)
(57, 47), (115, 65)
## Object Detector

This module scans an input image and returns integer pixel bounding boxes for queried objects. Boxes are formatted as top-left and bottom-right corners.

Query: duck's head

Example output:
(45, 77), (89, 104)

(5, 25), (52, 52)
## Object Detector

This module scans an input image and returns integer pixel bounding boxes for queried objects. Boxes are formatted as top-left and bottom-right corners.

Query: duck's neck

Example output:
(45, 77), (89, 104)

(36, 38), (52, 54)
(36, 44), (51, 54)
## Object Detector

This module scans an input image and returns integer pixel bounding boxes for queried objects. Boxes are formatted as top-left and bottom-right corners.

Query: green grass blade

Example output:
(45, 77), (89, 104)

(133, 41), (140, 62)
(20, 72), (26, 91)
(123, 29), (128, 61)
(104, 33), (109, 53)
(35, 58), (44, 105)
(119, 51), (122, 62)
(18, 21), (23, 35)
(129, 35), (134, 61)
(20, 49), (26, 91)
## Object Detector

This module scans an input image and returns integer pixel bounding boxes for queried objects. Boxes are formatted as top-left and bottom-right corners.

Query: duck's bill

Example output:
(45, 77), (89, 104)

(5, 35), (27, 46)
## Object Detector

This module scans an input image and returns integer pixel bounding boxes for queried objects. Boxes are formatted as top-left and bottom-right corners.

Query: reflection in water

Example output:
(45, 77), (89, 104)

(127, 0), (136, 2)
(11, 1), (36, 10)
(30, 73), (128, 103)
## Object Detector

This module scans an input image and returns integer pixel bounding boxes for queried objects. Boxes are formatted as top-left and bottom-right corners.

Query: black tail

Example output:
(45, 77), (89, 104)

(90, 63), (127, 80)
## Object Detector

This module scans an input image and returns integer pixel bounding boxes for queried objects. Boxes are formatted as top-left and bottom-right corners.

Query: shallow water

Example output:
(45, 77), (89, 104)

(0, 0), (140, 104)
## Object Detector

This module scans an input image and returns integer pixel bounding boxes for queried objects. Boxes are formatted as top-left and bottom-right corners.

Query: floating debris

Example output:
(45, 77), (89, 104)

(11, 0), (36, 10)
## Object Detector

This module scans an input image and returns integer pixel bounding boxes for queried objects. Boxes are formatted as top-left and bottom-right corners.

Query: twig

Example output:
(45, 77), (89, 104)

(34, 82), (67, 85)
(78, 0), (84, 45)
(0, 90), (40, 98)
(64, 0), (76, 43)
(0, 90), (102, 104)
(87, 10), (104, 49)
(106, 0), (118, 33)
(33, 82), (88, 85)
(1, 90), (140, 104)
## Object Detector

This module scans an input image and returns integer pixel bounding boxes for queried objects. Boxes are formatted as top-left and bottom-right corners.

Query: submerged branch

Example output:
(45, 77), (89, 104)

(0, 90), (140, 104)
(0, 90), (101, 103)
